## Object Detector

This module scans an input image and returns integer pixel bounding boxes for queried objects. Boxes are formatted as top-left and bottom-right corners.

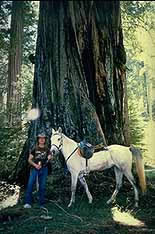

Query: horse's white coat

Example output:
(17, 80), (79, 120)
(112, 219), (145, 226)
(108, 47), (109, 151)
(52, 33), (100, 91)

(51, 128), (146, 208)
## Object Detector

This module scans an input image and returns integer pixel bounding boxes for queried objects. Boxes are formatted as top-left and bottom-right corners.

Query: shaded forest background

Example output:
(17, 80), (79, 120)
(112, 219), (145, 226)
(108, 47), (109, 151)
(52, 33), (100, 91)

(0, 1), (155, 182)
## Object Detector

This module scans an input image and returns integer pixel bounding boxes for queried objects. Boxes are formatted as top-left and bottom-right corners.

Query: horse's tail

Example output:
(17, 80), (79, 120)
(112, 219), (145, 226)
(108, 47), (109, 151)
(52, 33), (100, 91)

(129, 145), (146, 193)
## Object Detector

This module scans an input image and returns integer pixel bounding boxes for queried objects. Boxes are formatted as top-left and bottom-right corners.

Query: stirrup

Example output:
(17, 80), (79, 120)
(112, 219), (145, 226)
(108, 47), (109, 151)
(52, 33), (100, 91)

(84, 167), (89, 176)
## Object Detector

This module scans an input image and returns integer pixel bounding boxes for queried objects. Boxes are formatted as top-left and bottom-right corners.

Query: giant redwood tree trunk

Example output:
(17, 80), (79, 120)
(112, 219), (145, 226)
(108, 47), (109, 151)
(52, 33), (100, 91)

(12, 1), (128, 185)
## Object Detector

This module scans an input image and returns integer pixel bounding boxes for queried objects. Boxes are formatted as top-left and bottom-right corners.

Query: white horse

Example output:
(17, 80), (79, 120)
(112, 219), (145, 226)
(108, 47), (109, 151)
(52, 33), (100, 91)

(50, 127), (146, 208)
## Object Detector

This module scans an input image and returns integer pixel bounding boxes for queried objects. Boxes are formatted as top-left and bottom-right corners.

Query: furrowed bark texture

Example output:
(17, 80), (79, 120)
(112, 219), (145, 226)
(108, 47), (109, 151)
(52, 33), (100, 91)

(7, 1), (24, 127)
(12, 1), (127, 184)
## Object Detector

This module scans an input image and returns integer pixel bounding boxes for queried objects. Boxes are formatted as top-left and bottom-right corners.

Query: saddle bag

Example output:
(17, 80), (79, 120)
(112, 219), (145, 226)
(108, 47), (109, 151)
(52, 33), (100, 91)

(78, 141), (94, 159)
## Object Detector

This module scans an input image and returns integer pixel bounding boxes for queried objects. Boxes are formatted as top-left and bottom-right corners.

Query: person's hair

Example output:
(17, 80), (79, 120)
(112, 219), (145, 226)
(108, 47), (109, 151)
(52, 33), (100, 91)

(35, 142), (48, 151)
(35, 137), (48, 151)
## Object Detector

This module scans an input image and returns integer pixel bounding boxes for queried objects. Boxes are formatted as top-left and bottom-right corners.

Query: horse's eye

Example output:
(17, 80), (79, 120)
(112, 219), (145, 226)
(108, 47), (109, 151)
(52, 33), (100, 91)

(58, 138), (61, 141)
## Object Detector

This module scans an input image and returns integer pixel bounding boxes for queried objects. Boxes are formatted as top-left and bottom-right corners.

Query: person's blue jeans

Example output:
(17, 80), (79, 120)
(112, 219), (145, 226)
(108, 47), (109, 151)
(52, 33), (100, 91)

(24, 167), (48, 206)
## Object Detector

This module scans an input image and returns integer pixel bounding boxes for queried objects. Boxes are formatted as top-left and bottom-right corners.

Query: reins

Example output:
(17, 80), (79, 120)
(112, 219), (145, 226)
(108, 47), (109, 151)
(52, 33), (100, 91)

(65, 147), (78, 163)
(51, 133), (78, 163)
(51, 144), (60, 151)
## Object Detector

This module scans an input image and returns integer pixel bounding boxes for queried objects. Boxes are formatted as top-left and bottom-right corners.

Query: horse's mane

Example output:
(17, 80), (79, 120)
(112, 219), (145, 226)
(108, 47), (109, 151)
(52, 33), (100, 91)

(62, 133), (77, 145)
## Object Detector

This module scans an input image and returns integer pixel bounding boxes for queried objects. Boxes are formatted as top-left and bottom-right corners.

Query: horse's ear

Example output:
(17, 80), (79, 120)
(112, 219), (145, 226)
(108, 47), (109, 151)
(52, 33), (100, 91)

(52, 128), (55, 134)
(58, 127), (62, 133)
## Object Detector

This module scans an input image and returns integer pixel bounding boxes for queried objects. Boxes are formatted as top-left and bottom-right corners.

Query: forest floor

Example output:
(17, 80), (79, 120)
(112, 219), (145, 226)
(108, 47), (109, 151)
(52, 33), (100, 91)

(0, 167), (155, 234)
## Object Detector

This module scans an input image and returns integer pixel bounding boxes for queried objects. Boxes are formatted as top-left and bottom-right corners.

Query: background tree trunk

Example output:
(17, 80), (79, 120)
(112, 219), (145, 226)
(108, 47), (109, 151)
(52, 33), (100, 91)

(12, 0), (128, 185)
(7, 1), (24, 127)
(0, 1), (9, 113)
(123, 72), (130, 145)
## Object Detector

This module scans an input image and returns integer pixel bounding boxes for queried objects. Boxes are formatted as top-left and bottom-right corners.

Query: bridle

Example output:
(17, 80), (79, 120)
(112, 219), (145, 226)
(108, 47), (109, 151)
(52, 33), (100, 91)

(51, 133), (63, 152)
(51, 133), (78, 163)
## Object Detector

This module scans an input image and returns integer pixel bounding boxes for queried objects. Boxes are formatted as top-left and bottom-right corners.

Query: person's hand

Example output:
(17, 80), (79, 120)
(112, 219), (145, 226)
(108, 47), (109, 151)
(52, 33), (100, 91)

(34, 163), (41, 170)
(48, 154), (53, 161)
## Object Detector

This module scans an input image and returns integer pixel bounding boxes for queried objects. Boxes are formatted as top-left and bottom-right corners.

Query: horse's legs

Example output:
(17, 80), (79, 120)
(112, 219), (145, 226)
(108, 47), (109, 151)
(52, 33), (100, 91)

(68, 173), (78, 207)
(124, 170), (139, 207)
(107, 167), (123, 205)
(78, 174), (93, 204)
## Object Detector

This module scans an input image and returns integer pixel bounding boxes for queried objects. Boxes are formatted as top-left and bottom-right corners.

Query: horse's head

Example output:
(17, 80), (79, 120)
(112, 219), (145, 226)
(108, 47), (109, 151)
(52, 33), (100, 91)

(50, 127), (63, 156)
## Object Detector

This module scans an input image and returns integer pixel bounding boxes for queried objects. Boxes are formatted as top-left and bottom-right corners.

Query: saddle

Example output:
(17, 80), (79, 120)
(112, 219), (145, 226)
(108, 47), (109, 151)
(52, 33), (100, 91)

(77, 141), (108, 158)
(77, 141), (94, 159)
(94, 143), (109, 152)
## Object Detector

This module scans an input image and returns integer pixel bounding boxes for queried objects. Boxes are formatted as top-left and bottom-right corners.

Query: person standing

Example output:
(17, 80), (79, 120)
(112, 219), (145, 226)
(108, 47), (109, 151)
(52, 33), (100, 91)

(24, 133), (52, 208)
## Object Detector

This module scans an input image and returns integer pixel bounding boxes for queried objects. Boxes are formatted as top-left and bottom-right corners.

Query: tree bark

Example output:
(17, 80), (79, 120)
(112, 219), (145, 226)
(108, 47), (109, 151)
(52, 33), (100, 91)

(12, 1), (128, 185)
(7, 1), (24, 127)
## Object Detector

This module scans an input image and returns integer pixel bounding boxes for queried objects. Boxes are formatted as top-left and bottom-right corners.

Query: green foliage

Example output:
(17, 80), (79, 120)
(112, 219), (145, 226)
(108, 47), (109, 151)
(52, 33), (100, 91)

(0, 64), (33, 179)
(0, 1), (38, 103)
(0, 122), (29, 180)
(23, 1), (39, 66)
(128, 100), (145, 146)
(125, 49), (147, 146)
(0, 65), (33, 179)
(0, 1), (11, 99)
(120, 2), (155, 146)
(21, 64), (33, 114)
(126, 51), (148, 146)
(121, 1), (155, 38)
(121, 1), (155, 59)
(0, 1), (11, 48)
(0, 2), (38, 180)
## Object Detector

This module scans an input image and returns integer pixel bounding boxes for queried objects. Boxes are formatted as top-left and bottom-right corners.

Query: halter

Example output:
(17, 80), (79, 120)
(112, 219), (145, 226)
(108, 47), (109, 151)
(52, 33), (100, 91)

(51, 133), (63, 151)
(51, 133), (78, 163)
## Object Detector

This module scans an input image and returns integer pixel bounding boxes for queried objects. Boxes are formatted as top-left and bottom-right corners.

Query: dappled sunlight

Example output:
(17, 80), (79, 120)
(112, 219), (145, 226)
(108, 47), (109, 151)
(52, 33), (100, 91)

(0, 184), (20, 210)
(143, 120), (155, 166)
(111, 207), (145, 227)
